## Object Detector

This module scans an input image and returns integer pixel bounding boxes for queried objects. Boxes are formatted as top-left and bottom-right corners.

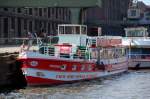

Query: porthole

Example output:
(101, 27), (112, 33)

(60, 65), (66, 70)
(30, 61), (38, 67)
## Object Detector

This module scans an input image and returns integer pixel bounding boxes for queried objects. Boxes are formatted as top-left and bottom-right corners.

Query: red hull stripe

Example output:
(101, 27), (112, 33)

(26, 76), (65, 86)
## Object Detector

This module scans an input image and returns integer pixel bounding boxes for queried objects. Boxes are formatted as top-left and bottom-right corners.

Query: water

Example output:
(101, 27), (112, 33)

(1, 70), (150, 99)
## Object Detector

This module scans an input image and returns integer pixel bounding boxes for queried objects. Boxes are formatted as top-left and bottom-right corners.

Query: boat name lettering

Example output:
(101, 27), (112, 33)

(56, 74), (97, 79)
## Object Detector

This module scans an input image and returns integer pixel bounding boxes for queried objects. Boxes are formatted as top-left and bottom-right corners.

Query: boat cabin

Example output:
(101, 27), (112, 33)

(57, 24), (87, 46)
(124, 27), (148, 37)
(123, 27), (150, 60)
(38, 24), (127, 63)
(38, 24), (90, 59)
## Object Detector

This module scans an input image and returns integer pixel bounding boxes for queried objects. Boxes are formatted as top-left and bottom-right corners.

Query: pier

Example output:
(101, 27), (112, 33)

(0, 46), (26, 90)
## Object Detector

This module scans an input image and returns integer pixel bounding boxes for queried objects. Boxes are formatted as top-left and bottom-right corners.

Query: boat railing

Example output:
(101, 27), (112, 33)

(39, 45), (91, 60)
(39, 45), (55, 56)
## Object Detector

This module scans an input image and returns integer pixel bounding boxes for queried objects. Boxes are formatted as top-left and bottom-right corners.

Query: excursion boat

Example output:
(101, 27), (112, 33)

(122, 27), (150, 69)
(17, 24), (128, 86)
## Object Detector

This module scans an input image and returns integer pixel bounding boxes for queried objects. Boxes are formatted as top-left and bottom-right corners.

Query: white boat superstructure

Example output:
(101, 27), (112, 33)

(122, 27), (150, 68)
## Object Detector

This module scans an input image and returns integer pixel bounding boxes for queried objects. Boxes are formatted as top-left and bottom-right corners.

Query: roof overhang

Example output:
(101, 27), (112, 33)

(0, 0), (102, 7)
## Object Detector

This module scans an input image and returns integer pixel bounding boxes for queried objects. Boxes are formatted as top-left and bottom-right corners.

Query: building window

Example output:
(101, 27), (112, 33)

(48, 8), (51, 18)
(18, 18), (21, 37)
(52, 8), (54, 15)
(3, 8), (8, 11)
(29, 21), (33, 32)
(17, 8), (21, 13)
(29, 8), (32, 15)
(11, 18), (15, 29)
(4, 18), (8, 38)
(34, 8), (38, 16)
(44, 8), (47, 17)
(39, 8), (42, 16)
(12, 8), (15, 12)
(24, 8), (28, 14)
(34, 21), (37, 31)
(62, 9), (64, 20)
(131, 10), (136, 17)
(56, 8), (58, 19)
(48, 23), (51, 34)
(24, 19), (27, 29)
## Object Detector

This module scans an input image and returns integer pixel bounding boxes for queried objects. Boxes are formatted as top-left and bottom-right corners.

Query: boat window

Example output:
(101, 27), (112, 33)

(88, 65), (92, 71)
(121, 48), (126, 56)
(100, 48), (126, 59)
(60, 65), (66, 70)
(58, 25), (87, 35)
(81, 26), (86, 34)
(81, 65), (85, 71)
(125, 27), (147, 37)
(91, 48), (98, 59)
(72, 65), (77, 71)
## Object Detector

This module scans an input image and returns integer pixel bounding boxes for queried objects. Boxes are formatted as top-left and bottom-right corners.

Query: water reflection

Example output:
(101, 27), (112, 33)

(2, 70), (150, 99)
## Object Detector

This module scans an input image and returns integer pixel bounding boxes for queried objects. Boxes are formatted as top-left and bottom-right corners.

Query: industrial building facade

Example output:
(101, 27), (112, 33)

(1, 0), (148, 44)
(85, 0), (132, 36)
(0, 7), (71, 44)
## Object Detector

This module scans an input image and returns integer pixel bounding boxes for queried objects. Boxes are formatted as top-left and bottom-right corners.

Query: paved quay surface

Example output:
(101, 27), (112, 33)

(0, 45), (20, 53)
(0, 45), (38, 53)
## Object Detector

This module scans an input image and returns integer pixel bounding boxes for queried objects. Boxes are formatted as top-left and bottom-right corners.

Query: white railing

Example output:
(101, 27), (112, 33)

(39, 45), (91, 60)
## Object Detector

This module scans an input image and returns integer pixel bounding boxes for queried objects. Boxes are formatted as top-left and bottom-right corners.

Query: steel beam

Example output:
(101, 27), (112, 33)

(0, 0), (101, 7)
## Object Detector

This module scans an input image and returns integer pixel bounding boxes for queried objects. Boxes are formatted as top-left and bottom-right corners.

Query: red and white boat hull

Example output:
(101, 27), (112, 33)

(18, 52), (128, 86)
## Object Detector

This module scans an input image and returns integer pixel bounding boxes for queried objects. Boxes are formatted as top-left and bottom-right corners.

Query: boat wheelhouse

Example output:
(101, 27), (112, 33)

(122, 27), (150, 69)
(17, 24), (128, 86)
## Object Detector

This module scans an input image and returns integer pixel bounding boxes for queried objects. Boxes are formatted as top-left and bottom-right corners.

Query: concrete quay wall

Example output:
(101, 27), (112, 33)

(0, 46), (27, 90)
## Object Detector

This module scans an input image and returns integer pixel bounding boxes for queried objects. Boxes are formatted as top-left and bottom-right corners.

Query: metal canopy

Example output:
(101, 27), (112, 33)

(0, 0), (101, 7)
